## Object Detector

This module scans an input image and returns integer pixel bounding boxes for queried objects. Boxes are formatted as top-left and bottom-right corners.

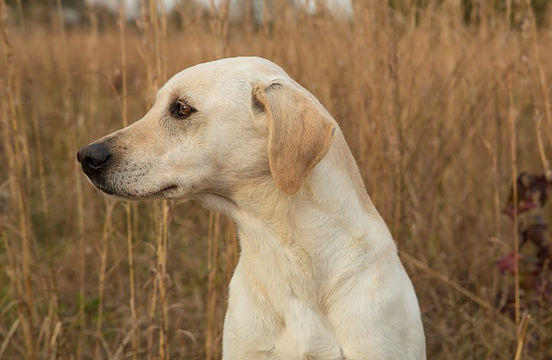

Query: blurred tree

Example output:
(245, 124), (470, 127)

(387, 0), (549, 27)
(461, 0), (550, 27)
(7, 0), (84, 7)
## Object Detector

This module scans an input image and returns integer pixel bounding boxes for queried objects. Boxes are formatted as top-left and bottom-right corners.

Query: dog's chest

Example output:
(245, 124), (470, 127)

(231, 266), (345, 360)
(233, 253), (347, 359)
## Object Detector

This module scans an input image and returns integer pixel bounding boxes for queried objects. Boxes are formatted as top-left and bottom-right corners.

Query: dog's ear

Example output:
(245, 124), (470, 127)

(253, 82), (336, 195)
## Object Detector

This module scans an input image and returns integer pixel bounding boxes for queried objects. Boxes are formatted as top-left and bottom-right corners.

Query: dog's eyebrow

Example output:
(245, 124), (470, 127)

(168, 91), (198, 109)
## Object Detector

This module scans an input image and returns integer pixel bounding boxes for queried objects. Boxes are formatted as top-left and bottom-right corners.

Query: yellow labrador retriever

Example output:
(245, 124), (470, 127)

(77, 57), (426, 359)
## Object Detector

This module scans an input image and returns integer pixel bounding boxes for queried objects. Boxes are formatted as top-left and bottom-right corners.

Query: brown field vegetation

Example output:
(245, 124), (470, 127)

(1, 0), (552, 359)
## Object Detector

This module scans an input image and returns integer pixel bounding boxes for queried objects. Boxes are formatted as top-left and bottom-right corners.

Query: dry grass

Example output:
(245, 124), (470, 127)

(1, 0), (552, 359)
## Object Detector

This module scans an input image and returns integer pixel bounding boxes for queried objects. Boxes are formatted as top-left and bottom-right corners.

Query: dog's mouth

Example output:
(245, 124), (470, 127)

(93, 182), (179, 199)
(156, 184), (179, 195)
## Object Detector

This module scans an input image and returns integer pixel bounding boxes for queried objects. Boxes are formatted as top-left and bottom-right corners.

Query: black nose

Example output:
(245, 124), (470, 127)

(77, 142), (112, 172)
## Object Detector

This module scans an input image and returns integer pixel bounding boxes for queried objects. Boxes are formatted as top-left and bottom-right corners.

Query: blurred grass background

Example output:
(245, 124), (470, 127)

(1, 0), (552, 359)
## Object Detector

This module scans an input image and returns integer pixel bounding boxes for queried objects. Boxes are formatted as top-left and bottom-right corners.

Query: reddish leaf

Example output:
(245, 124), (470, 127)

(497, 251), (523, 274)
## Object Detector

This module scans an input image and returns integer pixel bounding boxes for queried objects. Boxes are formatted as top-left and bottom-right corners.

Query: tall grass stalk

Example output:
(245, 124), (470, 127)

(94, 199), (114, 358)
(515, 312), (531, 360)
(119, 2), (140, 359)
(53, 0), (86, 357)
(522, 0), (552, 174)
(0, 1), (34, 358)
(507, 71), (521, 328)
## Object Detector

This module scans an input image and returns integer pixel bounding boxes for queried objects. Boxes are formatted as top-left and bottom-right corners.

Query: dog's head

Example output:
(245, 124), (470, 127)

(77, 57), (336, 203)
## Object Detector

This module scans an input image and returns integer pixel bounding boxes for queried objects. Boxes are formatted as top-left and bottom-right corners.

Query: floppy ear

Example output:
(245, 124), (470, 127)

(253, 82), (336, 195)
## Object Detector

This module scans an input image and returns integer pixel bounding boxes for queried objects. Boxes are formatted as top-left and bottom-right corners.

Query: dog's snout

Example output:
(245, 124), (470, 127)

(77, 142), (112, 172)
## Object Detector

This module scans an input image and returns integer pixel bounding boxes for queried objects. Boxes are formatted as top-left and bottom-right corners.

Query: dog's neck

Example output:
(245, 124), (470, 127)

(197, 132), (396, 304)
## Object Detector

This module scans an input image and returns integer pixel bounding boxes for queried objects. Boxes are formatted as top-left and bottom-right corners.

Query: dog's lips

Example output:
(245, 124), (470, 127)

(92, 181), (179, 199)
(160, 184), (178, 193)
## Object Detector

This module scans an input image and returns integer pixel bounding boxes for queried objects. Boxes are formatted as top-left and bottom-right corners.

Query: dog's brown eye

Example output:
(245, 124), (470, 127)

(170, 100), (195, 119)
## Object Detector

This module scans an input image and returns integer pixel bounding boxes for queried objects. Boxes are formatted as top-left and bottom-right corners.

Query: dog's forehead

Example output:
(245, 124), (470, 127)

(184, 56), (287, 79)
(160, 57), (288, 98)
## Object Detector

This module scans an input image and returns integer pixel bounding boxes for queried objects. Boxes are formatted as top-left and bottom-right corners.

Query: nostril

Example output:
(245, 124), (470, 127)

(78, 142), (113, 170)
(84, 154), (110, 169)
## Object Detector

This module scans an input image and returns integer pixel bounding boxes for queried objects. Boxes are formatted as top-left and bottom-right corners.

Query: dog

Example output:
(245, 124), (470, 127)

(77, 57), (426, 359)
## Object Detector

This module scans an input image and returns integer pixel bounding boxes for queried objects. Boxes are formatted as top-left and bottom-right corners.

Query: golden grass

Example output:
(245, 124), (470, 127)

(1, 1), (552, 359)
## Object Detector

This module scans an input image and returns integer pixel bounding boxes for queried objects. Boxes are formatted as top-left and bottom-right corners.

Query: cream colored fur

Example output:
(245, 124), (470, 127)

(80, 57), (426, 359)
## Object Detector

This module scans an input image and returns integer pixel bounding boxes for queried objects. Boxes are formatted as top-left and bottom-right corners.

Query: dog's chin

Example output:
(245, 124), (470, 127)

(91, 181), (180, 200)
